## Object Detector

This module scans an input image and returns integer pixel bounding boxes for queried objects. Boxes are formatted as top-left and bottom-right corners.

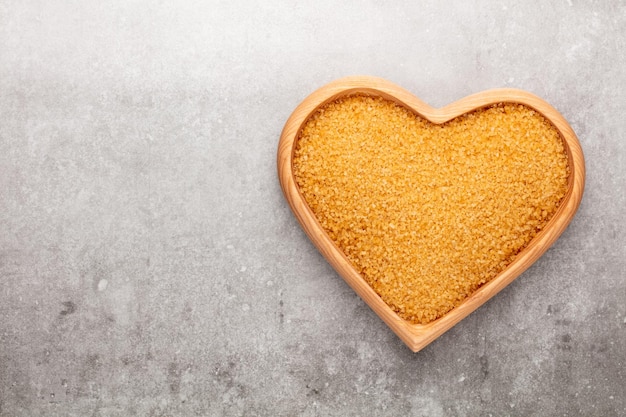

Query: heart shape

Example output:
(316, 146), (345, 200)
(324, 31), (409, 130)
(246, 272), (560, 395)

(278, 76), (585, 352)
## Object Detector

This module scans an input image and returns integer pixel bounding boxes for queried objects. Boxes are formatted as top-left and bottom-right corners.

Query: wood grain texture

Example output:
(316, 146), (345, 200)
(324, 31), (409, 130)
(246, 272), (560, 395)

(277, 76), (585, 352)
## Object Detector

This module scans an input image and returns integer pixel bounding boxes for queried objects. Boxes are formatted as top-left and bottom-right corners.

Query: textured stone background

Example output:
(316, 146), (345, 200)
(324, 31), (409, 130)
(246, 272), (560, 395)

(1, 1), (625, 416)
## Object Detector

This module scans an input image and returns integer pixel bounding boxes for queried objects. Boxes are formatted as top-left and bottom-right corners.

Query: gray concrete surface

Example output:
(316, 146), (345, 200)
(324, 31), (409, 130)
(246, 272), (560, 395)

(1, 1), (625, 416)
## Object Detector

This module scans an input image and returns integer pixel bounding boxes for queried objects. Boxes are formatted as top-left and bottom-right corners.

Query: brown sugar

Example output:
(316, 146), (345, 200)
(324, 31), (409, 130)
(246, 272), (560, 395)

(293, 95), (570, 325)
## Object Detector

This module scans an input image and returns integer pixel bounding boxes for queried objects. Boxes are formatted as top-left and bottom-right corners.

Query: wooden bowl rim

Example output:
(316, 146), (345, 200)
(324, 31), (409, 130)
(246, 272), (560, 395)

(277, 76), (585, 352)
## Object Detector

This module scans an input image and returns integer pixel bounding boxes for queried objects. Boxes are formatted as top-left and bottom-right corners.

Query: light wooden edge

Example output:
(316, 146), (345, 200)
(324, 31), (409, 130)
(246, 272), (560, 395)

(277, 76), (585, 352)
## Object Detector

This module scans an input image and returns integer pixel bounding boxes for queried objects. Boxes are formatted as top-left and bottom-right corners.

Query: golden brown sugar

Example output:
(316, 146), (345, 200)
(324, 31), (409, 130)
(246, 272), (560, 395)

(293, 95), (570, 325)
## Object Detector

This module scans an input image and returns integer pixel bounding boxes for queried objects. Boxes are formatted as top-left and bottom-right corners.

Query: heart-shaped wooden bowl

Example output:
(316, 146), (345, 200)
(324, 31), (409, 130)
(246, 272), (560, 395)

(277, 76), (585, 352)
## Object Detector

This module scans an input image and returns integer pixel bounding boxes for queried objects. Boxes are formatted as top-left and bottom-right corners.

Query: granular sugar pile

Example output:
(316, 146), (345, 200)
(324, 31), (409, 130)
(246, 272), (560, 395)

(293, 95), (569, 325)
